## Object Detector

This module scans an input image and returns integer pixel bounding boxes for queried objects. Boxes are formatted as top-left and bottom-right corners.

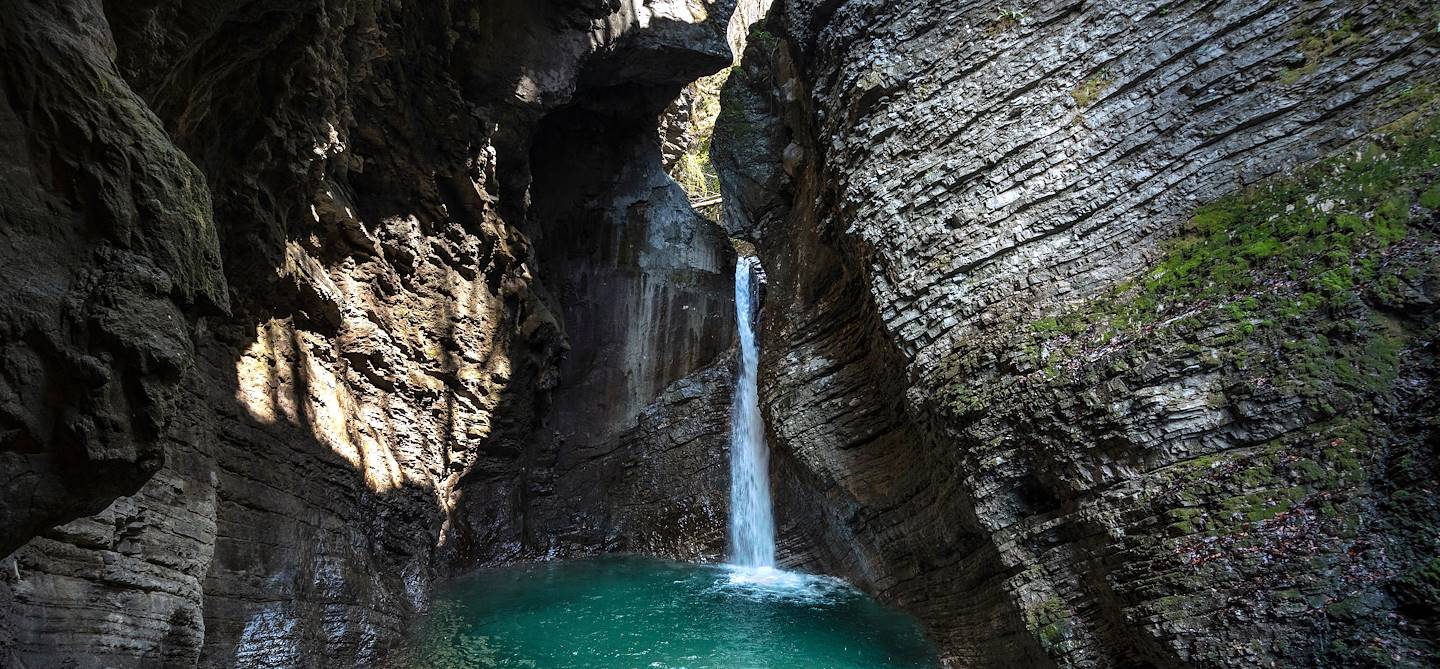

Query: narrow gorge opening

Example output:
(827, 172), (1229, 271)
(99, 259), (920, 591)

(7, 1), (1437, 668)
(386, 6), (947, 665)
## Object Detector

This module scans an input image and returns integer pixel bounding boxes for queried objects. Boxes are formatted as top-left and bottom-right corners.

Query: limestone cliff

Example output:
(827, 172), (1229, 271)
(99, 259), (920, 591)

(718, 1), (1440, 666)
(0, 1), (742, 667)
(5, 0), (1439, 667)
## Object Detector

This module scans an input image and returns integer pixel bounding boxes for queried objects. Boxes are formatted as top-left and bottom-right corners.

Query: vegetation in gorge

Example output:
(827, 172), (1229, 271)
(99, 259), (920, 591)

(1023, 102), (1439, 374)
(1021, 594), (1071, 653)
(715, 62), (761, 147)
(1071, 71), (1111, 108)
(673, 21), (786, 225)
(1280, 21), (1366, 84)
(1280, 4), (1439, 86)
(938, 96), (1440, 664)
(993, 7), (1028, 33)
(668, 71), (728, 220)
(671, 22), (786, 221)
(944, 101), (1440, 419)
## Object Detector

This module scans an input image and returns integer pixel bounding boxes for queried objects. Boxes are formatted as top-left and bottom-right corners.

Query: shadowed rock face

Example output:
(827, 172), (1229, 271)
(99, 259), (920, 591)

(718, 1), (1440, 667)
(528, 91), (735, 456)
(0, 0), (742, 666)
(0, 0), (228, 559)
(5, 0), (1437, 667)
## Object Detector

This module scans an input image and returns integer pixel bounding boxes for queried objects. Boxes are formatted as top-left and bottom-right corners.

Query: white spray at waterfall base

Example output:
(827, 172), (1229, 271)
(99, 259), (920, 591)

(722, 256), (846, 600)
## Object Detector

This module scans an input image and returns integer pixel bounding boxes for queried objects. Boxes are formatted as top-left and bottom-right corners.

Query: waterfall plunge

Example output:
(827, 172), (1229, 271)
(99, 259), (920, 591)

(729, 256), (775, 569)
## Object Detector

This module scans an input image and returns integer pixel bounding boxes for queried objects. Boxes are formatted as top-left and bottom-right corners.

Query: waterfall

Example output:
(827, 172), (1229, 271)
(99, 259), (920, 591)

(729, 256), (775, 568)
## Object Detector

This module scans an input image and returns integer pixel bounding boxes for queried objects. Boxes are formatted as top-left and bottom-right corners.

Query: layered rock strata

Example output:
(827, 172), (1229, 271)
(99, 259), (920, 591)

(0, 1), (741, 667)
(718, 1), (1440, 666)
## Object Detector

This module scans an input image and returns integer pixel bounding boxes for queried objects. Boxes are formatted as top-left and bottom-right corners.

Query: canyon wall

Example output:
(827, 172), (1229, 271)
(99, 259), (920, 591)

(720, 0), (1440, 666)
(5, 0), (1438, 666)
(0, 1), (742, 667)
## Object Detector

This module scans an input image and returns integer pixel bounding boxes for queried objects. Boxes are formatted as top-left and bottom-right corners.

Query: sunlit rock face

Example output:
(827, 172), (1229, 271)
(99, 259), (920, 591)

(720, 1), (1440, 667)
(0, 1), (742, 666)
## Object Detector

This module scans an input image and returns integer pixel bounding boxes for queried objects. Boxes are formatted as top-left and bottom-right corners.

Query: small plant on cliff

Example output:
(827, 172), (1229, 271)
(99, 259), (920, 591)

(1071, 70), (1113, 108)
(748, 26), (780, 54)
(993, 6), (1028, 32)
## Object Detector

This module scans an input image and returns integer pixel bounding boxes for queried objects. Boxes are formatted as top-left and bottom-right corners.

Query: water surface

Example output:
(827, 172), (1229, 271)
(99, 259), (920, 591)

(396, 556), (940, 669)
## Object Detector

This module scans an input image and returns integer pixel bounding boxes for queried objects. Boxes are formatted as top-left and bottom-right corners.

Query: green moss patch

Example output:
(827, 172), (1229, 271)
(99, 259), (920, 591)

(669, 70), (728, 220)
(1047, 110), (1437, 338)
(1280, 21), (1367, 84)
(942, 102), (1440, 417)
(1071, 72), (1112, 108)
(1022, 594), (1071, 652)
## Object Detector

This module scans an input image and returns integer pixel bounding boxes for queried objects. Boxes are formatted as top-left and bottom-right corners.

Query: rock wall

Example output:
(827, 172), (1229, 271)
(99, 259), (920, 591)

(527, 353), (738, 561)
(0, 1), (741, 667)
(0, 0), (228, 560)
(720, 1), (1440, 667)
(660, 0), (775, 173)
(447, 94), (741, 560)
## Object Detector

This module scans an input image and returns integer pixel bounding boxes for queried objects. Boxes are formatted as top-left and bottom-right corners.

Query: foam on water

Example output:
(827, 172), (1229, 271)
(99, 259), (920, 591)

(715, 564), (855, 605)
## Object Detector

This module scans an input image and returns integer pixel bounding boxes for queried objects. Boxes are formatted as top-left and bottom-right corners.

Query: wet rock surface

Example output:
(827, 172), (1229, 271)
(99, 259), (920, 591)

(0, 0), (741, 667)
(719, 1), (1440, 667)
(4, 0), (1439, 667)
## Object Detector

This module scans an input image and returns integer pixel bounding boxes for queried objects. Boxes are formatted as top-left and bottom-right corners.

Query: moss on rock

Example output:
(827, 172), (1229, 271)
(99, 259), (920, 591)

(933, 98), (1440, 666)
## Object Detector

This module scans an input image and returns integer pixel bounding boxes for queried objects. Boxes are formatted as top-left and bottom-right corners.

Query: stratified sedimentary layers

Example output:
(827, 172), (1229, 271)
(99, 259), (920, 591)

(6, 0), (1437, 666)
(719, 1), (1440, 666)
(0, 1), (745, 667)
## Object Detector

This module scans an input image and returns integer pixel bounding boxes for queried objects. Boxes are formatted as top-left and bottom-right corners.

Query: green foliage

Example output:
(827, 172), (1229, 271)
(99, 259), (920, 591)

(748, 25), (779, 52)
(1420, 182), (1440, 209)
(1032, 107), (1440, 344)
(940, 100), (1440, 425)
(946, 380), (986, 417)
(1071, 71), (1112, 108)
(669, 70), (729, 220)
(1280, 21), (1366, 84)
(1022, 594), (1069, 651)
(992, 6), (1028, 33)
(1397, 557), (1440, 610)
(715, 66), (758, 147)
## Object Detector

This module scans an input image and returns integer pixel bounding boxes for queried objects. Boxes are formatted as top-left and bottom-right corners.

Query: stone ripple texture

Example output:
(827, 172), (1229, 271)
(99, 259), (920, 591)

(0, 0), (746, 667)
(715, 0), (1440, 667)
